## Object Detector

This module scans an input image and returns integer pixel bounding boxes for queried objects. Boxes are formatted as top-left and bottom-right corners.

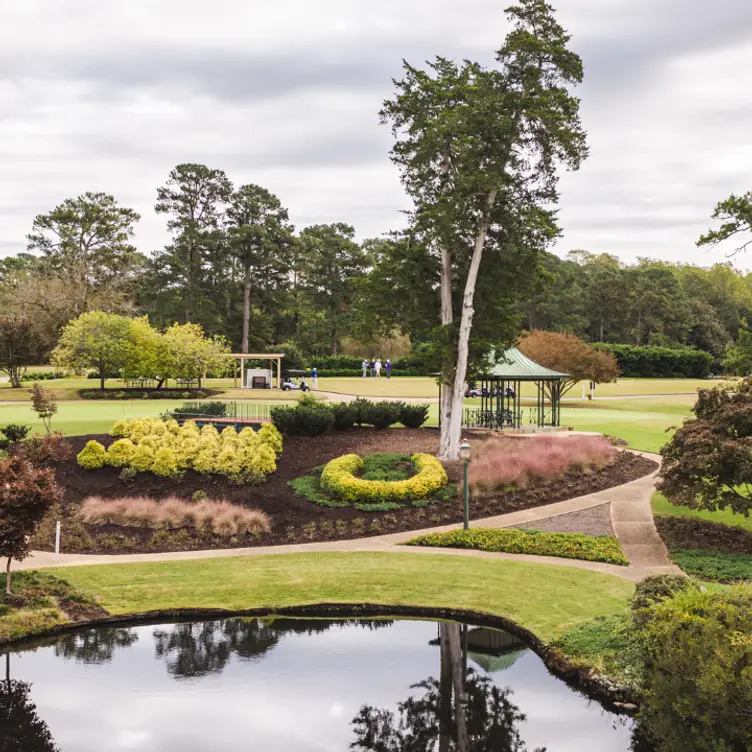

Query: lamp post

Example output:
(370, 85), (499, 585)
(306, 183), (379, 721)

(459, 440), (472, 530)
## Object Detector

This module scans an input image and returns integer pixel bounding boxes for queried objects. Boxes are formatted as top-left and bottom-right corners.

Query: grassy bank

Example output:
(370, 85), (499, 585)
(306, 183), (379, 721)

(3, 552), (638, 643)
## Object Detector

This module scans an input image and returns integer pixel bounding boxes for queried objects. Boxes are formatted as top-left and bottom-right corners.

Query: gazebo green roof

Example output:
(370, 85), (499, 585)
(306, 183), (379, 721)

(484, 347), (568, 381)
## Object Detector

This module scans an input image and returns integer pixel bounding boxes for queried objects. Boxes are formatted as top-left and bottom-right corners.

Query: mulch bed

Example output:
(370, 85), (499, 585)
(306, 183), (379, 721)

(33, 429), (658, 555)
(512, 503), (615, 537)
(655, 516), (752, 555)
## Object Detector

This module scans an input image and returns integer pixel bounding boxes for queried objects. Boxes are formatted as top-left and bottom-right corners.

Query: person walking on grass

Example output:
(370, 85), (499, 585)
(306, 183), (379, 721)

(362, 359), (368, 379)
(385, 359), (392, 379)
(311, 366), (318, 391)
(369, 359), (376, 378)
(375, 358), (383, 378)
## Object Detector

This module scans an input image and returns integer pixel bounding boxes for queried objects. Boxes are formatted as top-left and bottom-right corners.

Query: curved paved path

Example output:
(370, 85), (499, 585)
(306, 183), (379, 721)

(18, 451), (678, 583)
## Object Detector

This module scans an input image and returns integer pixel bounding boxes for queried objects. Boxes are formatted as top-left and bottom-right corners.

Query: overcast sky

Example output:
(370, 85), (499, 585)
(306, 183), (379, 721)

(1, 0), (751, 268)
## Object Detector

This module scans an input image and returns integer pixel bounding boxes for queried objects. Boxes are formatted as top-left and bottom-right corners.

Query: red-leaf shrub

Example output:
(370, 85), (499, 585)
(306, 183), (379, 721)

(469, 435), (617, 492)
(0, 456), (62, 594)
(18, 433), (74, 467)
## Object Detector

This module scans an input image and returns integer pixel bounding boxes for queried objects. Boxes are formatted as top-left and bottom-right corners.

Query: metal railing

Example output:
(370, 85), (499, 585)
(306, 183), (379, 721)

(164, 401), (272, 424)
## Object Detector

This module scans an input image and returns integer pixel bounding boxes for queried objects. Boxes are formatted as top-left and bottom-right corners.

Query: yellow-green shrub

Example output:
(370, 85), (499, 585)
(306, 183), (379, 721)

(215, 445), (241, 476)
(110, 419), (130, 438)
(200, 424), (220, 440)
(321, 453), (447, 503)
(151, 446), (179, 477)
(106, 438), (136, 468)
(131, 443), (155, 473)
(193, 447), (218, 475)
(244, 443), (277, 476)
(258, 423), (283, 455)
(77, 440), (108, 470)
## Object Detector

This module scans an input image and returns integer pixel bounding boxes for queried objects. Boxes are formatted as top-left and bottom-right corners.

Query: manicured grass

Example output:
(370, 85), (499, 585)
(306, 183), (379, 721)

(50, 552), (634, 641)
(652, 492), (752, 532)
(0, 399), (292, 437)
(408, 528), (629, 566)
(670, 549), (752, 582)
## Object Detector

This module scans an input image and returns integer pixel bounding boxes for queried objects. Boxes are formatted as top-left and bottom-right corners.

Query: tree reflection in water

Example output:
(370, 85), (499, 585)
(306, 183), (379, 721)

(351, 623), (545, 752)
(152, 618), (394, 679)
(0, 654), (58, 752)
(53, 627), (139, 665)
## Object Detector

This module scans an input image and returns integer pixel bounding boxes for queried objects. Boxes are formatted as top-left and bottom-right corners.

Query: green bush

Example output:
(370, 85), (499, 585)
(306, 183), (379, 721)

(636, 584), (752, 752)
(408, 528), (629, 565)
(593, 343), (714, 378)
(0, 424), (31, 443)
(77, 440), (108, 470)
(632, 573), (691, 613)
(332, 402), (358, 431)
(288, 475), (349, 508)
(271, 402), (336, 436)
(359, 401), (405, 430)
(400, 404), (429, 429)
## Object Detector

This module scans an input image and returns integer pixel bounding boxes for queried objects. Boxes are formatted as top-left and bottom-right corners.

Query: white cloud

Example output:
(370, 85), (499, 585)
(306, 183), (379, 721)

(1, 0), (751, 267)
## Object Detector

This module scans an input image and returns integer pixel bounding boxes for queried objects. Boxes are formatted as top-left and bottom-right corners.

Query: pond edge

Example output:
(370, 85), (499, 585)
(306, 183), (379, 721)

(0, 601), (640, 715)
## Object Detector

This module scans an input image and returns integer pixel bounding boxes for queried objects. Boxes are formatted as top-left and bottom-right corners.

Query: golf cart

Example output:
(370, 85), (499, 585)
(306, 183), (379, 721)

(282, 370), (311, 392)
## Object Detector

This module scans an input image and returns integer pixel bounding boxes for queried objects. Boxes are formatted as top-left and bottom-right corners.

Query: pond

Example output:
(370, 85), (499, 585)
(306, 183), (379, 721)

(0, 617), (638, 751)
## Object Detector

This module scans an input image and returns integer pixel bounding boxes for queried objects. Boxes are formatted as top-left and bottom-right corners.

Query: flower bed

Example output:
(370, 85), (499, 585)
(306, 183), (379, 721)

(77, 418), (282, 481)
(407, 528), (629, 566)
(290, 452), (453, 512)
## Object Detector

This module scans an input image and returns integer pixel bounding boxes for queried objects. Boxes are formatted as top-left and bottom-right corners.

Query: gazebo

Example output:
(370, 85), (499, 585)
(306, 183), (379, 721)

(462, 347), (568, 430)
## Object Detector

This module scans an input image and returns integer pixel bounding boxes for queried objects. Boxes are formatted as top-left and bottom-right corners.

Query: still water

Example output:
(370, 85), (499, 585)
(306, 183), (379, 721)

(0, 617), (636, 751)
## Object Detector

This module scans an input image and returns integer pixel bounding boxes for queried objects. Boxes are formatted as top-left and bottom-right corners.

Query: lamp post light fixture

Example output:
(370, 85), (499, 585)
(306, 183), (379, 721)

(459, 440), (472, 530)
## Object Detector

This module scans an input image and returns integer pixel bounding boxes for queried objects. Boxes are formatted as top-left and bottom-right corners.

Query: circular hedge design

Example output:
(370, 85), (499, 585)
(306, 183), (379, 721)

(320, 453), (448, 504)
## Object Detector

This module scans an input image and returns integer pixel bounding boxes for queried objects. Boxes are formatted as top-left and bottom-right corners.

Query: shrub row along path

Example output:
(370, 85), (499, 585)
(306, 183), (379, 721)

(17, 451), (678, 582)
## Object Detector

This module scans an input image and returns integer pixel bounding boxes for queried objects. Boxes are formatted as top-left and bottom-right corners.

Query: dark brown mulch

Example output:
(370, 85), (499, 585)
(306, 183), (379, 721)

(512, 503), (615, 537)
(655, 516), (752, 555)
(33, 430), (658, 555)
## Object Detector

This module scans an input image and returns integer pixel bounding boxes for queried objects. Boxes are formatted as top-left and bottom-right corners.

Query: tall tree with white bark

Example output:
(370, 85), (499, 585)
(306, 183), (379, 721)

(381, 0), (588, 460)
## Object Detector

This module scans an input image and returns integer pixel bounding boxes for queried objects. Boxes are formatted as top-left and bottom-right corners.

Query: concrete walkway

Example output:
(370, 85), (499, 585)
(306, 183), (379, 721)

(18, 451), (678, 582)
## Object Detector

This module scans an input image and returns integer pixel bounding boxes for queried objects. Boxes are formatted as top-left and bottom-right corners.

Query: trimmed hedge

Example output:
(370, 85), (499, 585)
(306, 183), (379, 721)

(271, 398), (430, 436)
(593, 344), (714, 378)
(80, 388), (210, 400)
(321, 453), (448, 504)
(407, 528), (629, 565)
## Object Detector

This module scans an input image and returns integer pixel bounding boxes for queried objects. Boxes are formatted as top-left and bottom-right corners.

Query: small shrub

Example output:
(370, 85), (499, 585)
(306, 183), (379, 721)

(257, 423), (283, 455)
(271, 403), (335, 437)
(399, 404), (429, 429)
(636, 584), (752, 752)
(408, 528), (629, 565)
(76, 440), (107, 470)
(119, 466), (137, 482)
(151, 446), (180, 478)
(288, 475), (349, 508)
(332, 402), (358, 431)
(19, 433), (73, 467)
(0, 424), (31, 443)
(354, 502), (402, 513)
(192, 489), (208, 501)
(106, 439), (136, 468)
(359, 401), (405, 430)
(130, 443), (155, 473)
(632, 574), (691, 614)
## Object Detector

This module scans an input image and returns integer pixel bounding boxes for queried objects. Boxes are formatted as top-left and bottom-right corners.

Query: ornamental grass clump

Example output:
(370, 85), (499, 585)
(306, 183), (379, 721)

(78, 495), (270, 538)
(469, 435), (617, 493)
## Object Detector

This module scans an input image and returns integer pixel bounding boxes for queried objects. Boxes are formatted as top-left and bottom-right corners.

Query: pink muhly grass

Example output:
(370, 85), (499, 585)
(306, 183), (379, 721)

(469, 435), (617, 493)
(78, 495), (270, 538)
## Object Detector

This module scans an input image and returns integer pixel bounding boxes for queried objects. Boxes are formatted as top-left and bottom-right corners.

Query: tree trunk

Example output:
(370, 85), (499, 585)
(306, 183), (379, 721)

(5, 557), (11, 596)
(599, 316), (604, 342)
(331, 326), (338, 356)
(242, 266), (251, 354)
(438, 623), (453, 752)
(439, 192), (496, 461)
(447, 624), (468, 752)
(100, 372), (105, 391)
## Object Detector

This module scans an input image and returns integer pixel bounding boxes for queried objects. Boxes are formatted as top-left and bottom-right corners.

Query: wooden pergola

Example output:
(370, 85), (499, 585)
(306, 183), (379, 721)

(226, 353), (285, 390)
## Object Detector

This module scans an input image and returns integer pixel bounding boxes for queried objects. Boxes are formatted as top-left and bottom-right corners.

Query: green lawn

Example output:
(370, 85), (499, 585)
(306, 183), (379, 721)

(0, 400), (290, 436)
(50, 552), (634, 641)
(652, 492), (752, 532)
